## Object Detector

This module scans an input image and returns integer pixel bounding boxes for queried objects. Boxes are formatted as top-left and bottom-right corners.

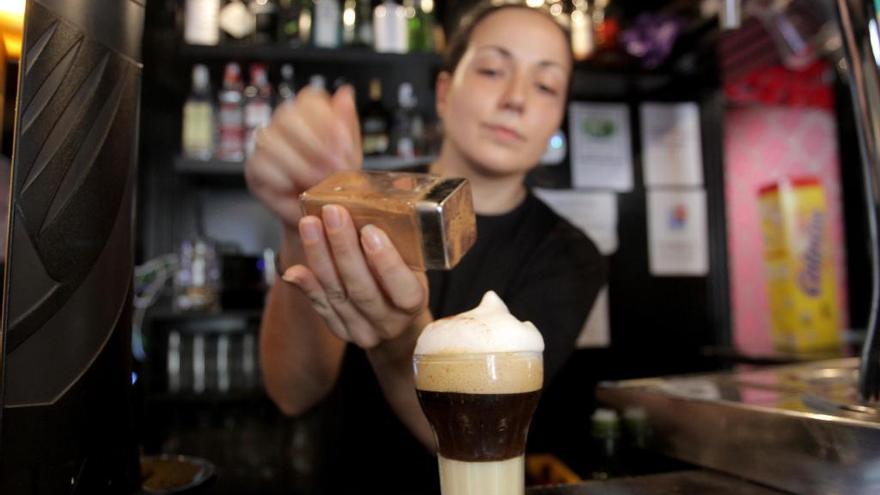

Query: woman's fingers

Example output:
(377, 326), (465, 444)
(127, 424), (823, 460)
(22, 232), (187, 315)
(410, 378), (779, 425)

(321, 205), (393, 334)
(276, 103), (345, 173)
(282, 264), (350, 342)
(330, 85), (363, 168)
(360, 224), (426, 314)
(298, 215), (381, 348)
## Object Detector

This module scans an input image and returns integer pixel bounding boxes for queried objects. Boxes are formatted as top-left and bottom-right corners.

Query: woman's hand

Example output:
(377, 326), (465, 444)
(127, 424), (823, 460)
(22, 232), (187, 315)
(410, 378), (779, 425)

(282, 205), (430, 349)
(244, 85), (362, 230)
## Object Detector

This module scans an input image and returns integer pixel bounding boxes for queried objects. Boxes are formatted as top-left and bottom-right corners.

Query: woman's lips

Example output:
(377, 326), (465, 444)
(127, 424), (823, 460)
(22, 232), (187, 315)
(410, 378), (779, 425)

(483, 123), (526, 143)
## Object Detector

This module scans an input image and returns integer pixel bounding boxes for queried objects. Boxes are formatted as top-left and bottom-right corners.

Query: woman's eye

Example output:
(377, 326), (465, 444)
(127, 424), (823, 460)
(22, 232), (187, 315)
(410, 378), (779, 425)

(477, 68), (503, 78)
(536, 84), (559, 96)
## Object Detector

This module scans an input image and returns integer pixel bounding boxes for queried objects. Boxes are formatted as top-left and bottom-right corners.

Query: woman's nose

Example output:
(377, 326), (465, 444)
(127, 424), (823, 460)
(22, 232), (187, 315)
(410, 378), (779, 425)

(498, 72), (528, 114)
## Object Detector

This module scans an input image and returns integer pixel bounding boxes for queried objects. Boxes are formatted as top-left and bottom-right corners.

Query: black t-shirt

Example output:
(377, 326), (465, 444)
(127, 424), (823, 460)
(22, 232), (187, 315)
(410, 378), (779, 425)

(318, 191), (606, 494)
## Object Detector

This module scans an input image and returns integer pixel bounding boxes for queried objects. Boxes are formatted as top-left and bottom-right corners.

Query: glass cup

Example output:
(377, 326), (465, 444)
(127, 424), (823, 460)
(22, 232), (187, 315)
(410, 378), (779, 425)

(413, 351), (543, 495)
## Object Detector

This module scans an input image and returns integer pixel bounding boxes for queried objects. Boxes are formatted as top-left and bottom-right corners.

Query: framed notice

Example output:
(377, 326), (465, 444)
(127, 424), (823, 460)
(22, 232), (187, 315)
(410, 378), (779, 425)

(641, 102), (704, 187)
(647, 189), (709, 276)
(533, 188), (618, 255)
(568, 102), (634, 191)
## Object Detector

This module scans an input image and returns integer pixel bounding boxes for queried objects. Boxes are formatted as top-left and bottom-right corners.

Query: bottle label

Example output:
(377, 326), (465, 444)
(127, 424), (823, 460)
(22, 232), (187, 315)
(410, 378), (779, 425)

(183, 102), (215, 158)
(218, 103), (244, 160)
(185, 0), (220, 45)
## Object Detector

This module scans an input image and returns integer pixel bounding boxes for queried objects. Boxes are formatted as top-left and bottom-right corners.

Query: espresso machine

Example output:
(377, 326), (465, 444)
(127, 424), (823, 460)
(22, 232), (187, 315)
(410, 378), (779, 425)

(598, 1), (880, 494)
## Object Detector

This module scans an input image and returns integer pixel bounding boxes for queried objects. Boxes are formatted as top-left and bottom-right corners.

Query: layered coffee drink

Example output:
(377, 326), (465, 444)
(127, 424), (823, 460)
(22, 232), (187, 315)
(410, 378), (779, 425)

(414, 291), (544, 495)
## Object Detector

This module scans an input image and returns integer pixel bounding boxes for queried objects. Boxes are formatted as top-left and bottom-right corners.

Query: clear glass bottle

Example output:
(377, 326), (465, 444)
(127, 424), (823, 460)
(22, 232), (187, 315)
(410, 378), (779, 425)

(391, 82), (417, 158)
(312, 0), (341, 48)
(217, 62), (246, 161)
(374, 0), (407, 53)
(182, 64), (215, 160)
(184, 0), (221, 45)
(174, 238), (221, 313)
(277, 63), (296, 103)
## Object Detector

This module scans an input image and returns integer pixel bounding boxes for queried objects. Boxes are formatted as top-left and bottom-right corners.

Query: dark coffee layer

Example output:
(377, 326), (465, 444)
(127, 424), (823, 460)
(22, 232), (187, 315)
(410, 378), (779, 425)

(417, 390), (541, 462)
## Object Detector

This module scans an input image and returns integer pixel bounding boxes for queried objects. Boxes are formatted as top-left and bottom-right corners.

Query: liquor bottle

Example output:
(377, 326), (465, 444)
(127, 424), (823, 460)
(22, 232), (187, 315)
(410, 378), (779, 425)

(404, 0), (433, 52)
(244, 63), (274, 156)
(343, 0), (373, 46)
(184, 0), (220, 45)
(182, 65), (215, 160)
(217, 62), (246, 161)
(391, 82), (417, 158)
(277, 64), (296, 103)
(622, 406), (655, 475)
(219, 0), (256, 43)
(309, 74), (327, 90)
(277, 0), (303, 45)
(571, 0), (595, 61)
(361, 79), (390, 156)
(249, 0), (278, 44)
(312, 0), (341, 48)
(343, 0), (357, 45)
(357, 0), (374, 46)
(374, 0), (407, 53)
(589, 408), (622, 480)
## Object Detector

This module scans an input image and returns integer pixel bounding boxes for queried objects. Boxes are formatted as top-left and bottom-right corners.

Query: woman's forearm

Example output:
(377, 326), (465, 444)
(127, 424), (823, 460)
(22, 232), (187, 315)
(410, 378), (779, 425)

(259, 229), (346, 416)
(366, 310), (436, 451)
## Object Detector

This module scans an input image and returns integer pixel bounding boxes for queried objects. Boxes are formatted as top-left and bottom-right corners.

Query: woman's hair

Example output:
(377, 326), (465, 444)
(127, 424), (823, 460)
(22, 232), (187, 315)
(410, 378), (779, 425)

(443, 1), (574, 75)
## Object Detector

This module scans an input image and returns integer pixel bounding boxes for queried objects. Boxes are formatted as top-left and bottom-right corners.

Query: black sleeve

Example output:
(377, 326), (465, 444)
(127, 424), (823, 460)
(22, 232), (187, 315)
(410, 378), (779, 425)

(506, 222), (607, 384)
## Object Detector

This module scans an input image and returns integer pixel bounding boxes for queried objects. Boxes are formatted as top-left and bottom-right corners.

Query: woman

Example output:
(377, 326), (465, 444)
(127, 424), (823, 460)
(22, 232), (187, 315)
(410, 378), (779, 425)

(245, 2), (606, 493)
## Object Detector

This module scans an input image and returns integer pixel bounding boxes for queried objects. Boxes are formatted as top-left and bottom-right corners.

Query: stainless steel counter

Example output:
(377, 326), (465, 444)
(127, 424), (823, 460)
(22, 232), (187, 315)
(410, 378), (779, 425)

(526, 470), (786, 495)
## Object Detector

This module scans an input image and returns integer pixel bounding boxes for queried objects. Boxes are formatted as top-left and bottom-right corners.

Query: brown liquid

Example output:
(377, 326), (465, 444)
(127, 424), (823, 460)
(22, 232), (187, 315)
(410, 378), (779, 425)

(417, 390), (541, 462)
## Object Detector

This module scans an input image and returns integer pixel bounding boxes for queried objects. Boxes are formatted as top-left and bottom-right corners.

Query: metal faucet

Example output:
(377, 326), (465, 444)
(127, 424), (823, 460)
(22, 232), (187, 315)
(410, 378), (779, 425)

(832, 0), (880, 402)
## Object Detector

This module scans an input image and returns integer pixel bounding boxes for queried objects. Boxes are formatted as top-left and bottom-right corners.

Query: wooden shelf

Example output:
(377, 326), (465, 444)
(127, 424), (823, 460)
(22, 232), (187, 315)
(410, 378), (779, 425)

(174, 155), (437, 177)
(180, 43), (442, 66)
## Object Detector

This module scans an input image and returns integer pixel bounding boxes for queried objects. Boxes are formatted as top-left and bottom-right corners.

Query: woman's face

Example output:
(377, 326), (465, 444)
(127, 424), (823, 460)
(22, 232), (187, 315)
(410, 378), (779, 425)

(437, 8), (571, 177)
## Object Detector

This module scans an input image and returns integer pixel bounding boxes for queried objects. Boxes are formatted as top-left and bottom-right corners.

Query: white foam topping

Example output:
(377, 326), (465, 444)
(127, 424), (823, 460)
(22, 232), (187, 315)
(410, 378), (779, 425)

(415, 291), (545, 355)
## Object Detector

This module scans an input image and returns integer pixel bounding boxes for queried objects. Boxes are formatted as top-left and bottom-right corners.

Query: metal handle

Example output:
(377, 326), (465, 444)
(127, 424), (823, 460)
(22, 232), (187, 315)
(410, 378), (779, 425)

(832, 0), (880, 401)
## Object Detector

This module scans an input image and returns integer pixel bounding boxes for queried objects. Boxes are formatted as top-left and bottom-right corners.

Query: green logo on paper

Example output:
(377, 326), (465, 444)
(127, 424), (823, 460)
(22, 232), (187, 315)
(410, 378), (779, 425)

(582, 118), (616, 138)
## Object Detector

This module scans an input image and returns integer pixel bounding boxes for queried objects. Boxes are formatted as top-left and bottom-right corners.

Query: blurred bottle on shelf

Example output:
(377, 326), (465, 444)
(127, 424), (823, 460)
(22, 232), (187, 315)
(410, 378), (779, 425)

(217, 62), (246, 161)
(589, 408), (622, 480)
(184, 0), (221, 45)
(219, 0), (256, 43)
(357, 0), (375, 46)
(592, 0), (620, 51)
(571, 0), (595, 61)
(183, 65), (216, 160)
(244, 63), (274, 156)
(374, 0), (407, 53)
(361, 78), (390, 156)
(174, 238), (221, 313)
(391, 82), (418, 158)
(621, 407), (654, 475)
(277, 0), (305, 45)
(299, 0), (314, 44)
(343, 0), (374, 46)
(404, 0), (434, 52)
(313, 0), (341, 48)
(277, 63), (297, 103)
(249, 0), (278, 44)
(309, 74), (327, 90)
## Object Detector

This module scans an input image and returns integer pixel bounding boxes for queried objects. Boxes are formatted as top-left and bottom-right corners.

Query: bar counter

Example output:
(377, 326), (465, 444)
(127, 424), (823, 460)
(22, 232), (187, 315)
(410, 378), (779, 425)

(526, 470), (786, 495)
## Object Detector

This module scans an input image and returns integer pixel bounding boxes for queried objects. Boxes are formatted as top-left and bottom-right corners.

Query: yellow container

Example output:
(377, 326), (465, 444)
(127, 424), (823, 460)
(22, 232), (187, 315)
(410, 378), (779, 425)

(758, 178), (842, 354)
